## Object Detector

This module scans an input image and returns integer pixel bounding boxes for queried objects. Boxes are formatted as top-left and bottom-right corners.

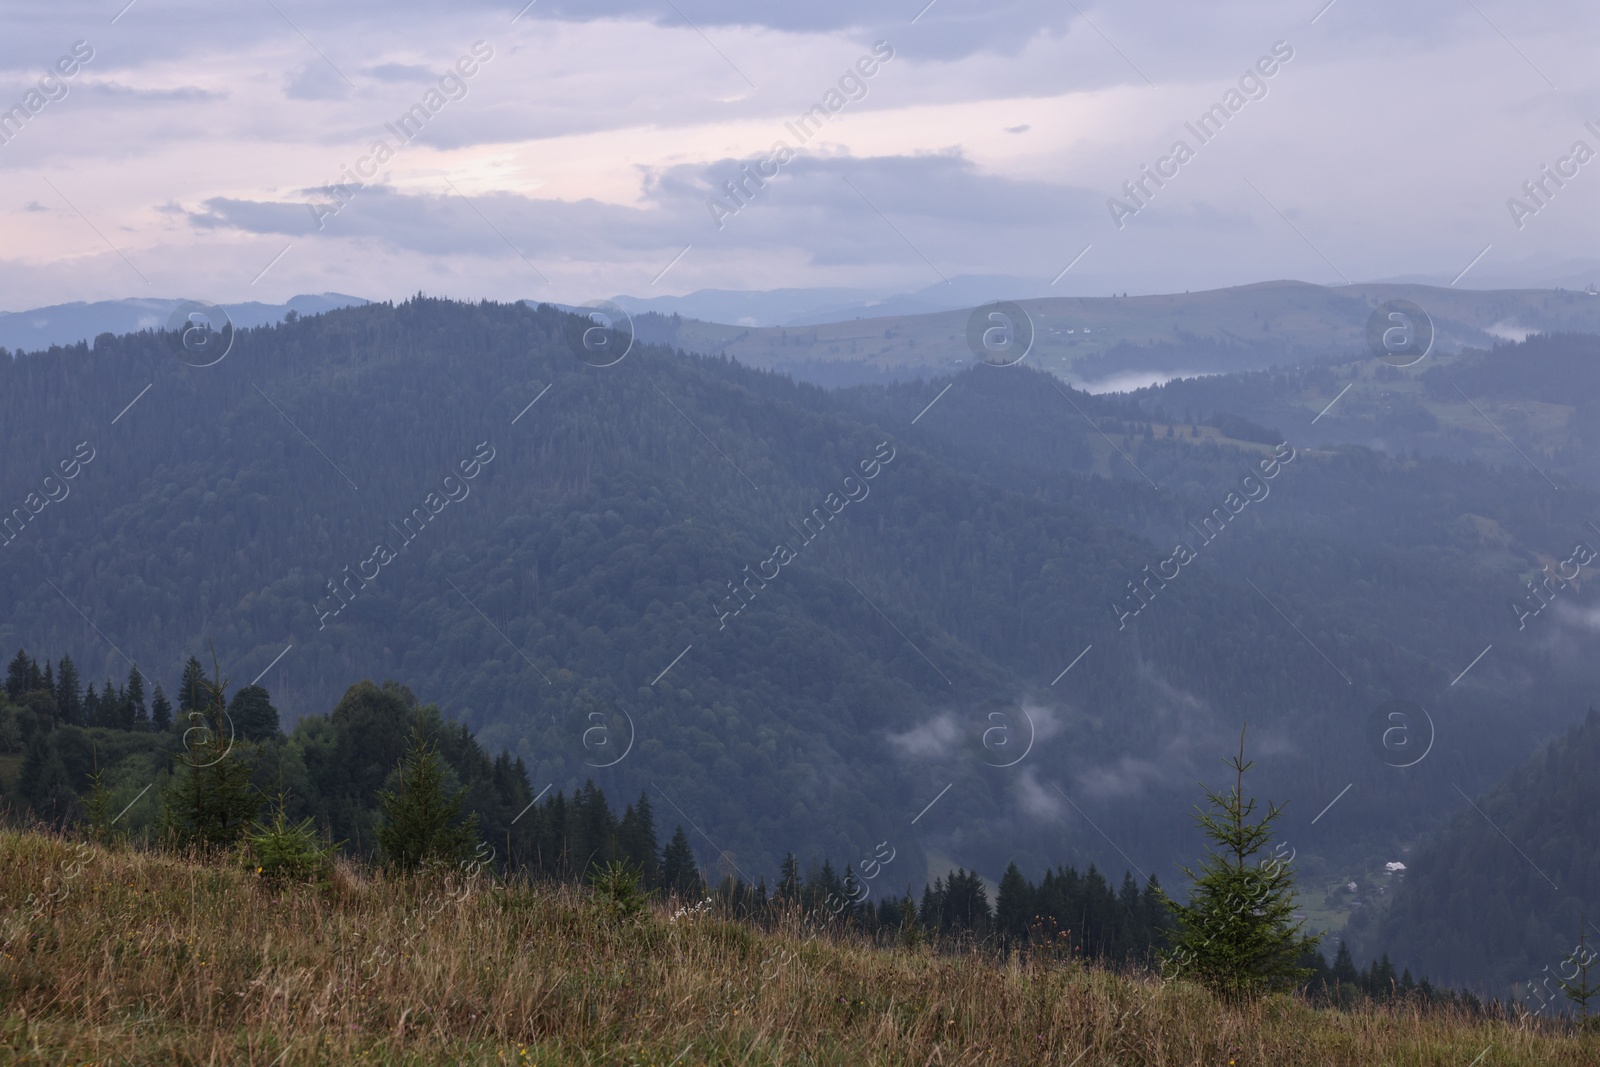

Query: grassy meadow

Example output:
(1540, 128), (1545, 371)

(0, 829), (1593, 1066)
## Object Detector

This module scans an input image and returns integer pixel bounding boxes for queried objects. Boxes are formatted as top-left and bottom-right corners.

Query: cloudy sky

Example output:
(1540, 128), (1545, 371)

(1, 0), (1597, 310)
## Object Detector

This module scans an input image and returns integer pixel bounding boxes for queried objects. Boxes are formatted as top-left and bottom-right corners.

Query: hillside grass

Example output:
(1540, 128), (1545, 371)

(1, 829), (1593, 1066)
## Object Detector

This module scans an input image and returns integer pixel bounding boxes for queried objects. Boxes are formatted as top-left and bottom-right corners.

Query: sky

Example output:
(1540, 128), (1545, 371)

(1, 0), (1598, 311)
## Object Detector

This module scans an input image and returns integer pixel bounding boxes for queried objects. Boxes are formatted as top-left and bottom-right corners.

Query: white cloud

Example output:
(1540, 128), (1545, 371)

(887, 710), (962, 759)
(1014, 767), (1068, 821)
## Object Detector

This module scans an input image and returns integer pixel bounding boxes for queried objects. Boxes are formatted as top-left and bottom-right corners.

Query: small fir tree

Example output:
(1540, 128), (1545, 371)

(246, 791), (338, 888)
(590, 859), (650, 923)
(1557, 915), (1600, 1026)
(1161, 724), (1319, 997)
(375, 728), (480, 871)
(81, 747), (120, 845)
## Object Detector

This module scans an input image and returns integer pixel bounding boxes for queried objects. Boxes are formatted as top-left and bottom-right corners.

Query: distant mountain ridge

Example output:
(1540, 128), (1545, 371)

(16, 282), (1600, 394)
(605, 275), (1060, 327)
(0, 293), (369, 354)
(607, 280), (1600, 391)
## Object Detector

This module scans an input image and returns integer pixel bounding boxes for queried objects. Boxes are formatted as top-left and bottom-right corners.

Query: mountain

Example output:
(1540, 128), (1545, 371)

(607, 275), (1056, 328)
(620, 281), (1600, 391)
(1128, 331), (1600, 493)
(2, 298), (1599, 976)
(1374, 709), (1600, 1002)
(0, 293), (369, 353)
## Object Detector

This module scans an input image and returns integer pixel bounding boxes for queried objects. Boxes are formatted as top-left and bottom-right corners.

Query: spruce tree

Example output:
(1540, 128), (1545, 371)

(1332, 941), (1359, 986)
(778, 851), (800, 902)
(150, 683), (173, 731)
(995, 862), (1033, 944)
(101, 678), (124, 729)
(1557, 915), (1600, 1025)
(82, 748), (120, 844)
(616, 791), (662, 889)
(6, 649), (34, 700)
(660, 825), (701, 899)
(126, 667), (148, 730)
(158, 655), (259, 851)
(1161, 725), (1319, 997)
(178, 657), (206, 715)
(375, 728), (480, 871)
(55, 655), (82, 725)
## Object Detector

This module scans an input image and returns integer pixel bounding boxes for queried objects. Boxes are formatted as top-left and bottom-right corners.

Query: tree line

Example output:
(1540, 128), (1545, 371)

(1, 647), (1528, 1015)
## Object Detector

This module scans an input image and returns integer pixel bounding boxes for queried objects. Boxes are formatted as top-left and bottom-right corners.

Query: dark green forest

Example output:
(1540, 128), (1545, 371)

(2, 298), (1597, 997)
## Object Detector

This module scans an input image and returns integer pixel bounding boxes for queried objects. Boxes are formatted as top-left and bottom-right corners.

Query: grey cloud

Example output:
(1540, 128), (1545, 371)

(366, 63), (436, 83)
(285, 61), (352, 102)
(79, 82), (225, 103)
(183, 153), (1106, 277)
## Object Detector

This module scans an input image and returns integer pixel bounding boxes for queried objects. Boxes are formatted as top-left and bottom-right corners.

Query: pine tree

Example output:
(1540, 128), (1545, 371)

(1367, 953), (1398, 1000)
(6, 649), (34, 700)
(660, 825), (701, 899)
(127, 667), (149, 730)
(812, 859), (845, 918)
(1332, 941), (1359, 986)
(150, 684), (173, 731)
(55, 655), (82, 725)
(778, 851), (800, 902)
(616, 791), (661, 889)
(158, 655), (260, 850)
(899, 895), (923, 948)
(375, 728), (480, 871)
(178, 657), (206, 715)
(102, 678), (126, 729)
(838, 863), (863, 921)
(995, 862), (1033, 945)
(1161, 724), (1319, 997)
(570, 780), (616, 876)
(82, 747), (120, 844)
(1557, 915), (1600, 1025)
(920, 878), (943, 931)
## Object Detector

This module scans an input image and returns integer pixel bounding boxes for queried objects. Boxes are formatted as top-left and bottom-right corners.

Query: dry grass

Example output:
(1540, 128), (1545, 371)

(0, 829), (1592, 1066)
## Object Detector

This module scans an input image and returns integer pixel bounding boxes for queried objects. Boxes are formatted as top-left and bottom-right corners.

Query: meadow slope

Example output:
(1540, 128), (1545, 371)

(0, 831), (1593, 1066)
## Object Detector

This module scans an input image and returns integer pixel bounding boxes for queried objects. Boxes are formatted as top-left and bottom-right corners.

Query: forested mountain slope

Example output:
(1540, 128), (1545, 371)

(1142, 331), (1600, 493)
(1376, 709), (1600, 1000)
(2, 298), (1597, 951)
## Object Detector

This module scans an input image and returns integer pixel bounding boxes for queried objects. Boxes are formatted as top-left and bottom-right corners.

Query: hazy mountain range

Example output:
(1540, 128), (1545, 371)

(0, 294), (369, 354)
